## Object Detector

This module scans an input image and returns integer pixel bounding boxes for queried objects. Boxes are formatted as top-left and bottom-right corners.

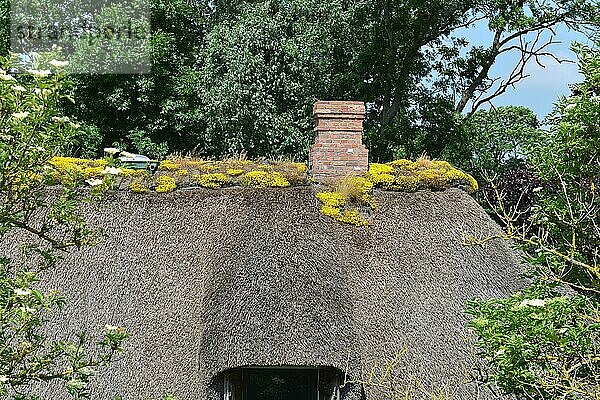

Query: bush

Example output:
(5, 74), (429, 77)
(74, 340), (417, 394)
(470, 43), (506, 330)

(0, 54), (128, 399)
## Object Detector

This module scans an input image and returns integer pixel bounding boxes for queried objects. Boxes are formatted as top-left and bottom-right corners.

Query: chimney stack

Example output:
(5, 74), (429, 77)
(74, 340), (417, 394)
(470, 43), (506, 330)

(309, 101), (369, 181)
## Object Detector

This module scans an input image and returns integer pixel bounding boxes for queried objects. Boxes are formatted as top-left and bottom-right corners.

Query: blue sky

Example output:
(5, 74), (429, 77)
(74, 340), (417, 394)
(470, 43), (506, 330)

(461, 24), (591, 119)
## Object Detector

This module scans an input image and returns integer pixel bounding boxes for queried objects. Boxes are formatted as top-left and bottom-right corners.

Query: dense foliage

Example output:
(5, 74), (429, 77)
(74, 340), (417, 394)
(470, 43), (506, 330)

(528, 42), (600, 291)
(0, 55), (128, 399)
(466, 42), (600, 400)
(197, 0), (355, 157)
(68, 0), (209, 158)
(445, 106), (538, 179)
(445, 106), (542, 225)
(467, 287), (599, 399)
(2, 0), (596, 167)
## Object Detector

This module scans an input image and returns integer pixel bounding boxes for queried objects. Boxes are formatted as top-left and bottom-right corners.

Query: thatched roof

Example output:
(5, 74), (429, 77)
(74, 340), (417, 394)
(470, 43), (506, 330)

(3, 187), (524, 399)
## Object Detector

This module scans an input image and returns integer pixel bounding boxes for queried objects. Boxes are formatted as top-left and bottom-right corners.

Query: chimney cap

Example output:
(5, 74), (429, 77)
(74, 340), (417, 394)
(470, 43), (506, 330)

(313, 101), (365, 118)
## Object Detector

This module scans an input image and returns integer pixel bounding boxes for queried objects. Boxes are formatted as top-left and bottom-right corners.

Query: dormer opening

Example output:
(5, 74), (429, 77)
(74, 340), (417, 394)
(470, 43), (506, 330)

(222, 367), (342, 400)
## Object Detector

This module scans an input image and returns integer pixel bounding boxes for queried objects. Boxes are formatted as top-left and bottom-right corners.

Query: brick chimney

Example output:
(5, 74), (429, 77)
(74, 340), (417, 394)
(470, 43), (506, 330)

(309, 101), (369, 182)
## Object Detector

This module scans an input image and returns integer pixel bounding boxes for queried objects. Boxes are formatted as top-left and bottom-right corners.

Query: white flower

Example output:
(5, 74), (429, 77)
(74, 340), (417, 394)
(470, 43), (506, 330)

(34, 88), (52, 95)
(105, 324), (119, 332)
(565, 104), (576, 111)
(519, 298), (546, 307)
(48, 59), (69, 68)
(14, 288), (31, 296)
(27, 69), (51, 77)
(101, 166), (122, 175)
(11, 85), (26, 92)
(103, 147), (120, 155)
(0, 376), (9, 383)
(532, 187), (543, 193)
(12, 112), (30, 119)
(85, 178), (104, 187)
(77, 366), (95, 377)
(66, 378), (85, 391)
(1, 74), (15, 81)
(52, 116), (70, 123)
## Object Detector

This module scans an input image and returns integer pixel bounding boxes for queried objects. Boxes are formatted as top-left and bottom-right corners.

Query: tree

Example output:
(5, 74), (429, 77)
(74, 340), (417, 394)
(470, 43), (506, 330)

(0, 54), (128, 399)
(2, 0), (596, 161)
(66, 0), (209, 158)
(197, 0), (357, 158)
(0, 0), (210, 158)
(356, 0), (597, 160)
(465, 42), (600, 399)
(0, 0), (7, 56)
(202, 0), (598, 161)
(444, 106), (541, 223)
(446, 106), (538, 177)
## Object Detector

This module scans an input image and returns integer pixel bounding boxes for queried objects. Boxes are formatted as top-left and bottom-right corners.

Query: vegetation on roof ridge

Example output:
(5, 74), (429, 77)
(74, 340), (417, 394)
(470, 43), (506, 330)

(45, 155), (478, 227)
(47, 156), (310, 193)
(314, 159), (478, 225)
(46, 155), (477, 197)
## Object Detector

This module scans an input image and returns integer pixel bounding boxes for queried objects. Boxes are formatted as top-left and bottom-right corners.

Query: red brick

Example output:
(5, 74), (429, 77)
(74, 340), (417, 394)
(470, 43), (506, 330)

(309, 100), (369, 181)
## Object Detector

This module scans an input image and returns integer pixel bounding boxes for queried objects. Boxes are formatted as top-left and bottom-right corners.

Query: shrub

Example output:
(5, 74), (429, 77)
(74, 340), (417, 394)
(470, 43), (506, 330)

(241, 170), (290, 188)
(316, 192), (346, 207)
(130, 180), (149, 193)
(366, 158), (478, 193)
(193, 173), (230, 189)
(0, 53), (128, 398)
(155, 175), (176, 193)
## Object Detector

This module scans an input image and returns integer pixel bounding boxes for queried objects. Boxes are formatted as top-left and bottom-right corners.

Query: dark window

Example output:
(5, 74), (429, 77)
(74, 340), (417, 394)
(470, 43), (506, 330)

(243, 369), (317, 400)
(223, 367), (340, 400)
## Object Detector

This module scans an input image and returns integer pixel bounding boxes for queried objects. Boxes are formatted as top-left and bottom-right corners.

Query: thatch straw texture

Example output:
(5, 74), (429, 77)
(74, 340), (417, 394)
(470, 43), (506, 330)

(2, 187), (523, 399)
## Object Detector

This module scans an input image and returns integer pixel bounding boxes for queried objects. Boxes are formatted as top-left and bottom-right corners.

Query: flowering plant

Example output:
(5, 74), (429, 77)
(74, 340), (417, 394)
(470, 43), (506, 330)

(0, 54), (128, 399)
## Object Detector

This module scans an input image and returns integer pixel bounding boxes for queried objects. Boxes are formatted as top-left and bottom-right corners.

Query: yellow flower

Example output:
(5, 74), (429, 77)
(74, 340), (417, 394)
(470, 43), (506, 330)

(120, 168), (148, 178)
(369, 172), (394, 187)
(293, 163), (308, 173)
(339, 210), (368, 226)
(393, 175), (419, 192)
(320, 205), (342, 219)
(193, 173), (230, 189)
(175, 169), (189, 178)
(155, 175), (176, 193)
(316, 191), (346, 207)
(241, 171), (290, 188)
(369, 163), (395, 175)
(83, 167), (104, 178)
(320, 205), (368, 226)
(226, 168), (244, 176)
(158, 160), (180, 171)
(130, 180), (149, 193)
